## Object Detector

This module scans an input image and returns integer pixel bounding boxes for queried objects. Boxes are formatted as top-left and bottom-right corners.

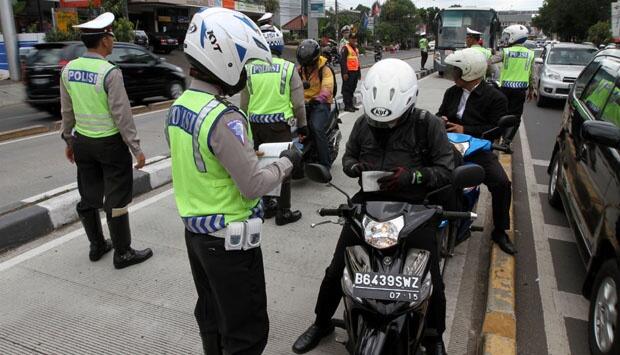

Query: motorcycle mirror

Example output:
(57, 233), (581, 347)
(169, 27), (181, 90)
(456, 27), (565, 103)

(452, 165), (485, 190)
(306, 163), (332, 184)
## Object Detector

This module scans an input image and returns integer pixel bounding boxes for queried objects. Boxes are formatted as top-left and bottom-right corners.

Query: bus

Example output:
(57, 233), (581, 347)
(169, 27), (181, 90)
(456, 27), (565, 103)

(433, 7), (501, 76)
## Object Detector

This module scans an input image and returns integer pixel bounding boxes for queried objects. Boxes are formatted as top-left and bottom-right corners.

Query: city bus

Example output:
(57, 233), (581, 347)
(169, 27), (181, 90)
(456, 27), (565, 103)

(433, 7), (501, 76)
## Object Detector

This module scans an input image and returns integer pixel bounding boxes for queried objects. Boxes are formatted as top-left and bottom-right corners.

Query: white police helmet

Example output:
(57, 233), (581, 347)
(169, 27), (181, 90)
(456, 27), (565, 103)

(501, 25), (529, 46)
(184, 7), (272, 86)
(361, 58), (418, 126)
(444, 48), (487, 81)
(260, 24), (284, 55)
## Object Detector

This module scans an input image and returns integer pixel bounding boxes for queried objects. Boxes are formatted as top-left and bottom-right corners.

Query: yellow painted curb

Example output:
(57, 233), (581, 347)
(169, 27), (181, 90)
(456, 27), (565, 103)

(0, 125), (49, 142)
(482, 333), (516, 355)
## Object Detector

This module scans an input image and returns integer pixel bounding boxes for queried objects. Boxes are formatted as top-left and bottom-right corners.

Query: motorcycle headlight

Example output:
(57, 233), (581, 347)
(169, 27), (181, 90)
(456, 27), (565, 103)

(362, 215), (404, 249)
(544, 69), (561, 81)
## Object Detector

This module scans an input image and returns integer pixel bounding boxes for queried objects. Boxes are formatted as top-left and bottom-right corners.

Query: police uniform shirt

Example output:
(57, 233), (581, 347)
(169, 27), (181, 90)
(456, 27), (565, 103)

(489, 48), (535, 88)
(60, 52), (143, 157)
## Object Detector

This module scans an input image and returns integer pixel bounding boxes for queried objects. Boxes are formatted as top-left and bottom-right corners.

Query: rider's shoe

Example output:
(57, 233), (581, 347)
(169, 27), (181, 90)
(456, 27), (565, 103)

(492, 229), (517, 255)
(275, 209), (302, 226)
(292, 323), (335, 354)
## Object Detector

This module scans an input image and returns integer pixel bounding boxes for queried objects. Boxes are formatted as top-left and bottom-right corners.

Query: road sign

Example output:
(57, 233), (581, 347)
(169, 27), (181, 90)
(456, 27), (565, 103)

(310, 0), (325, 18)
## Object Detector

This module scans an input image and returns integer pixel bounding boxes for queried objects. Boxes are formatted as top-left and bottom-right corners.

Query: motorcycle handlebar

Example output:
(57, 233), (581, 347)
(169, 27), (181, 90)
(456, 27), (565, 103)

(318, 208), (341, 217)
(442, 211), (477, 220)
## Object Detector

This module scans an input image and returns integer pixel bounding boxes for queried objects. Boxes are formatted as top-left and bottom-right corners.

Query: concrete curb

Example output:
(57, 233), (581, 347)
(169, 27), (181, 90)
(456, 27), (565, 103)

(481, 152), (516, 355)
(0, 156), (173, 252)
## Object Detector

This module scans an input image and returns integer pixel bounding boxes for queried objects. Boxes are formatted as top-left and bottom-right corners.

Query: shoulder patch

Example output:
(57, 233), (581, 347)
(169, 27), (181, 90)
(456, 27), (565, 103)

(226, 119), (246, 145)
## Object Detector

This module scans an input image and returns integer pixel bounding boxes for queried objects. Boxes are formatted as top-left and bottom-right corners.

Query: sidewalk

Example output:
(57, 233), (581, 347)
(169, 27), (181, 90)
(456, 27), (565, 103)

(0, 81), (26, 108)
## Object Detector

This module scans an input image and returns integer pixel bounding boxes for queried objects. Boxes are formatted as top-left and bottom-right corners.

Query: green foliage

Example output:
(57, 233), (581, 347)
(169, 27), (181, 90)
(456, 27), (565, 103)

(101, 0), (124, 17)
(12, 0), (26, 15)
(588, 21), (612, 46)
(375, 0), (418, 46)
(417, 6), (440, 35)
(114, 17), (135, 43)
(263, 0), (279, 13)
(45, 29), (81, 42)
(533, 0), (613, 41)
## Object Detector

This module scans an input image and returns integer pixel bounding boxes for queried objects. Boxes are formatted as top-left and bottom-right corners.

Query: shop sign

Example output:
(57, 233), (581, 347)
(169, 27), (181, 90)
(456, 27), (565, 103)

(234, 1), (265, 13)
(60, 0), (100, 8)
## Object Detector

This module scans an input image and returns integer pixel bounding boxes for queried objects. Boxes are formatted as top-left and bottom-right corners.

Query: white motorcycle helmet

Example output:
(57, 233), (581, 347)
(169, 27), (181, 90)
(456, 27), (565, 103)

(361, 58), (418, 127)
(184, 8), (272, 93)
(444, 48), (487, 82)
(260, 24), (284, 55)
(501, 25), (529, 46)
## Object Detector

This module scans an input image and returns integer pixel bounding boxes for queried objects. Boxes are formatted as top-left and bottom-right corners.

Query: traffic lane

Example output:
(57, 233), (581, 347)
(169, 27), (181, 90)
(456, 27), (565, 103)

(0, 103), (58, 132)
(0, 57), (424, 206)
(0, 73), (487, 355)
(515, 99), (589, 355)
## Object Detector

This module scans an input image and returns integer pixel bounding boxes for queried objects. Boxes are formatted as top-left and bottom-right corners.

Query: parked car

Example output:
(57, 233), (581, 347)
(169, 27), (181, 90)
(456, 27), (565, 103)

(133, 30), (149, 48)
(533, 42), (597, 107)
(428, 40), (436, 51)
(24, 41), (185, 113)
(148, 33), (179, 53)
(547, 48), (620, 355)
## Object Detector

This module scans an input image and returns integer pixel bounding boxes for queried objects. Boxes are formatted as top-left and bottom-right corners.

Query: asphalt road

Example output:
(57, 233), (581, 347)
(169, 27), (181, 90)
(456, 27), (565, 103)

(513, 97), (590, 355)
(0, 66), (492, 354)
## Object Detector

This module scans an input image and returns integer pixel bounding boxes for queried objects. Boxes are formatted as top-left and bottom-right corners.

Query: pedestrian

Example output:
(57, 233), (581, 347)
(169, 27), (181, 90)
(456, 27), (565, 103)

(340, 32), (360, 112)
(419, 32), (429, 69)
(490, 25), (535, 119)
(292, 58), (455, 355)
(60, 12), (153, 269)
(165, 8), (302, 354)
(240, 24), (307, 225)
(437, 48), (516, 255)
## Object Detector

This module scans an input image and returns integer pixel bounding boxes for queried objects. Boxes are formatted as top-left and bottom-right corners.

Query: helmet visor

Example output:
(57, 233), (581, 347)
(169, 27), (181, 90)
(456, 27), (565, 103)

(444, 64), (463, 81)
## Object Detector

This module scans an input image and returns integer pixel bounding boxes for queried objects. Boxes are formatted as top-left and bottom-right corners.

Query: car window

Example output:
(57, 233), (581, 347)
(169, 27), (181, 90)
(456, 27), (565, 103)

(108, 47), (154, 64)
(547, 48), (597, 66)
(601, 85), (620, 128)
(574, 57), (603, 98)
(27, 47), (64, 65)
(107, 47), (129, 64)
(581, 66), (616, 117)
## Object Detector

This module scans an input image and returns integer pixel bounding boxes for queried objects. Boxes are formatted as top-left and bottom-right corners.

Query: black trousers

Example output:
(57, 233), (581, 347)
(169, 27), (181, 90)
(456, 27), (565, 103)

(500, 87), (527, 118)
(421, 51), (428, 69)
(73, 133), (133, 217)
(251, 121), (292, 209)
(185, 230), (269, 355)
(341, 71), (360, 108)
(313, 195), (446, 336)
(466, 150), (511, 231)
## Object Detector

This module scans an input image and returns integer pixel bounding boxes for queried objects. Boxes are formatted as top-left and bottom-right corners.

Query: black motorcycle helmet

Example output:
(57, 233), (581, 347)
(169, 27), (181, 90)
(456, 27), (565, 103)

(296, 39), (320, 66)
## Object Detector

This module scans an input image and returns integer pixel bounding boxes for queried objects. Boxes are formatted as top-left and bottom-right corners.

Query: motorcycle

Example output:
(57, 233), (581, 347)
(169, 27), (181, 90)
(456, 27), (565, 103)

(443, 114), (519, 257)
(291, 102), (342, 179)
(305, 163), (485, 354)
(374, 47), (383, 62)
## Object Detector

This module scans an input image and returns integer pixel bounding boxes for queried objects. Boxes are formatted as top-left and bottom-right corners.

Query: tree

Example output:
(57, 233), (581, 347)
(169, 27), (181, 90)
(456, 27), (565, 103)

(588, 21), (611, 46)
(263, 0), (279, 13)
(375, 0), (418, 47)
(449, 4), (462, 8)
(533, 0), (613, 41)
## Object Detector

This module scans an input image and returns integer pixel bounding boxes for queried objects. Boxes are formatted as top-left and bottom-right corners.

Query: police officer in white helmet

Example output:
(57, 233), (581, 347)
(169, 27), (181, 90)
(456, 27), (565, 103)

(165, 8), (302, 354)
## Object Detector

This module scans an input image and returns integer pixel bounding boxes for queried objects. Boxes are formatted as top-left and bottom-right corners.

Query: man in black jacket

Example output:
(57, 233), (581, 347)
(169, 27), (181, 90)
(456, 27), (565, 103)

(292, 59), (454, 355)
(437, 48), (516, 255)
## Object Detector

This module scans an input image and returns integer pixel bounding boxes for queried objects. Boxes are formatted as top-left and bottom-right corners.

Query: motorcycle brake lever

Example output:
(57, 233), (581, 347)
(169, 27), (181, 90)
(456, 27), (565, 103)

(310, 219), (343, 228)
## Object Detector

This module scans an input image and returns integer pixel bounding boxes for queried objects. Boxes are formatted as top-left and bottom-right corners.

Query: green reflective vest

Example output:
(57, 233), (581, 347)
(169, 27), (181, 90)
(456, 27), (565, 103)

(500, 45), (534, 89)
(245, 57), (295, 123)
(584, 78), (614, 115)
(472, 45), (492, 60)
(419, 38), (428, 52)
(166, 90), (261, 234)
(61, 57), (119, 138)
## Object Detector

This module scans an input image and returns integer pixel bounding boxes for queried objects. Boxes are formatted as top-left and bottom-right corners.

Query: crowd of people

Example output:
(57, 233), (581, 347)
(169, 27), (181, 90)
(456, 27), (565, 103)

(59, 8), (534, 355)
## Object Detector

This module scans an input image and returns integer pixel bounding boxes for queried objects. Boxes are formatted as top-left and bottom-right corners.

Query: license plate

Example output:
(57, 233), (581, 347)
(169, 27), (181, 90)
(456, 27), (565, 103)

(352, 272), (420, 302)
(31, 78), (49, 85)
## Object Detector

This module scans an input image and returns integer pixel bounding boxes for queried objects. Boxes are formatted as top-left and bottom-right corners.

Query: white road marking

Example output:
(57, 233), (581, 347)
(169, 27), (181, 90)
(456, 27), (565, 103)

(0, 188), (173, 273)
(554, 290), (589, 322)
(532, 159), (551, 166)
(546, 224), (578, 243)
(519, 126), (572, 355)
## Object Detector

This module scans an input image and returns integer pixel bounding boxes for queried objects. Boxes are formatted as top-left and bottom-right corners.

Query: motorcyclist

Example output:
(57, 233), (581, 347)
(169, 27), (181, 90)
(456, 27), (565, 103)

(240, 25), (307, 225)
(296, 39), (335, 168)
(437, 48), (516, 255)
(292, 58), (455, 355)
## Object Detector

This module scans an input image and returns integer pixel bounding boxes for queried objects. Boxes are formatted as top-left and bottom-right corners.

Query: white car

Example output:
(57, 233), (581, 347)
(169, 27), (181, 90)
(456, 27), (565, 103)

(534, 42), (597, 107)
(428, 40), (435, 51)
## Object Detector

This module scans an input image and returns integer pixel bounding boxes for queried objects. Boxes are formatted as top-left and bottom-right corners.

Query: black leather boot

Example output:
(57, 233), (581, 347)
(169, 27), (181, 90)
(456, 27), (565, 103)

(492, 229), (517, 255)
(200, 333), (222, 355)
(262, 197), (278, 219)
(425, 339), (447, 355)
(107, 214), (153, 269)
(275, 209), (302, 226)
(292, 323), (334, 354)
(78, 209), (112, 261)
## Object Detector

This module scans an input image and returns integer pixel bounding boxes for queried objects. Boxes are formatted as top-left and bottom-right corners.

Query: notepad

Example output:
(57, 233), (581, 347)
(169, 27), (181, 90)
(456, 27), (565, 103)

(257, 142), (291, 196)
(361, 171), (392, 192)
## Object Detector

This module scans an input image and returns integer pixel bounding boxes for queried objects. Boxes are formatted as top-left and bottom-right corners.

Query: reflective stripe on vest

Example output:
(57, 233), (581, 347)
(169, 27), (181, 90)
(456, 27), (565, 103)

(167, 89), (261, 230)
(246, 58), (295, 124)
(62, 57), (118, 138)
(346, 44), (360, 71)
(500, 46), (534, 89)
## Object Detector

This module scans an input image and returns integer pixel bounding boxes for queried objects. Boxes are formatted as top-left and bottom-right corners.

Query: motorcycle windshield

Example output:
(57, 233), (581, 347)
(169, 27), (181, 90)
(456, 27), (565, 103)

(448, 132), (492, 157)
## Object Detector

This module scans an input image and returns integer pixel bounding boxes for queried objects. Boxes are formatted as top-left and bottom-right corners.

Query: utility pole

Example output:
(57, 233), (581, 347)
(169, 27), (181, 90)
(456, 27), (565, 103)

(123, 0), (129, 19)
(335, 0), (339, 41)
(0, 0), (20, 80)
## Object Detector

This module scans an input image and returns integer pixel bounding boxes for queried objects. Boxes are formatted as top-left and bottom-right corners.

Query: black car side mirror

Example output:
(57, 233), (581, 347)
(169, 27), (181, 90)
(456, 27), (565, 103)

(581, 120), (620, 149)
(306, 163), (332, 184)
(452, 164), (485, 190)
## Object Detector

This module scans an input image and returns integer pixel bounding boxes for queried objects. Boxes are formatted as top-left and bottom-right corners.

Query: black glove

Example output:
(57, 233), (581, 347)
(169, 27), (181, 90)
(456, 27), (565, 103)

(344, 161), (374, 178)
(377, 167), (423, 191)
(297, 126), (309, 137)
(280, 146), (303, 173)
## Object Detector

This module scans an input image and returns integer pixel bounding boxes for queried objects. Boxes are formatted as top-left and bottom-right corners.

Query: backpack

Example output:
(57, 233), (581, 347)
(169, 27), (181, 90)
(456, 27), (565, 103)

(413, 108), (463, 168)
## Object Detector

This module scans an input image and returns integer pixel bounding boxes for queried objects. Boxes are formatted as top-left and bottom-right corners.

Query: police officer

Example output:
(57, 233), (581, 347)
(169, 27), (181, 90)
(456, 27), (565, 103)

(419, 32), (429, 69)
(240, 25), (307, 225)
(490, 25), (535, 118)
(466, 27), (492, 59)
(165, 8), (302, 354)
(339, 25), (351, 52)
(60, 12), (153, 269)
(340, 32), (360, 112)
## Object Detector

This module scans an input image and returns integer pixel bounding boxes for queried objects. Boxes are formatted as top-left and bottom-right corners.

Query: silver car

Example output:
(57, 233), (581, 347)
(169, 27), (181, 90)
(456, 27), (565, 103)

(534, 42), (597, 107)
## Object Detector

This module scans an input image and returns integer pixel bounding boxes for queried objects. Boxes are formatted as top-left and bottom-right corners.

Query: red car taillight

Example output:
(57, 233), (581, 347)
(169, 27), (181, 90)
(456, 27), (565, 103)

(161, 39), (167, 45)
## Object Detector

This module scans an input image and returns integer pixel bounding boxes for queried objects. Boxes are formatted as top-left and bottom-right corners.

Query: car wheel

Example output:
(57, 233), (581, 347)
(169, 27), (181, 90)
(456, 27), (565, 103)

(167, 81), (184, 100)
(548, 153), (562, 209)
(536, 82), (549, 107)
(588, 260), (619, 355)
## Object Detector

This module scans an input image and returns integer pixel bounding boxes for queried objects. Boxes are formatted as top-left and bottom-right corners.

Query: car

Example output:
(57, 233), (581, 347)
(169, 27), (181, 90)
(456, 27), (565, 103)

(428, 40), (436, 51)
(133, 30), (149, 48)
(547, 48), (620, 355)
(23, 41), (186, 113)
(148, 33), (179, 54)
(533, 42), (597, 107)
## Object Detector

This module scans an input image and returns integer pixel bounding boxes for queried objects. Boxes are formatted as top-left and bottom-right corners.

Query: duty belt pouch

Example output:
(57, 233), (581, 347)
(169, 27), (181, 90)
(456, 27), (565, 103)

(243, 218), (262, 250)
(224, 222), (245, 251)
